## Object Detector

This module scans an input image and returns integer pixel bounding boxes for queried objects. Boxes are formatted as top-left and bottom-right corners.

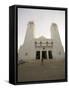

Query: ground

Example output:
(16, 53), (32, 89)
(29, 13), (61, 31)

(18, 59), (65, 82)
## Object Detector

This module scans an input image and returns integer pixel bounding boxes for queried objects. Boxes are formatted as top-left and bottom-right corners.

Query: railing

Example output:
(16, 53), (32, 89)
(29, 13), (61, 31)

(35, 42), (53, 48)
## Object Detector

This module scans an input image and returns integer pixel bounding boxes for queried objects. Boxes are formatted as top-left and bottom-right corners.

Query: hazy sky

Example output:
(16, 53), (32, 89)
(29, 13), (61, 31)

(18, 8), (65, 51)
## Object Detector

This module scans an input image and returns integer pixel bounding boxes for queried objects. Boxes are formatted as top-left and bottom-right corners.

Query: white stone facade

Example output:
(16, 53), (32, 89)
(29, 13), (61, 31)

(18, 21), (65, 62)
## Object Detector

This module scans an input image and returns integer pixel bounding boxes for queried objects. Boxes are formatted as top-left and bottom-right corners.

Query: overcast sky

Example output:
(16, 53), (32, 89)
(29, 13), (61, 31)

(18, 8), (65, 51)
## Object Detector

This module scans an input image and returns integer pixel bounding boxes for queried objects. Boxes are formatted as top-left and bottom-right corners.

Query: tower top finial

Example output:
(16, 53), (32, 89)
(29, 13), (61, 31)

(51, 23), (57, 26)
(28, 21), (34, 25)
(27, 21), (35, 29)
(51, 23), (58, 31)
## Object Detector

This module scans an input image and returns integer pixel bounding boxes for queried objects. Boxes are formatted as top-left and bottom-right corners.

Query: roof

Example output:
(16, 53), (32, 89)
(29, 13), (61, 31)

(35, 36), (52, 41)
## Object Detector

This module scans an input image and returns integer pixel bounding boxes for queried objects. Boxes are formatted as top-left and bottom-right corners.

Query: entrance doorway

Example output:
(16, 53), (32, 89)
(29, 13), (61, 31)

(42, 51), (47, 59)
(36, 51), (40, 59)
(36, 50), (53, 60)
(48, 50), (53, 59)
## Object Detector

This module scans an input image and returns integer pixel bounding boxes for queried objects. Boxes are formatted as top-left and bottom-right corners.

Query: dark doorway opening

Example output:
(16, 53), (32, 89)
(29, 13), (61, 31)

(42, 51), (47, 59)
(36, 51), (40, 59)
(48, 50), (53, 59)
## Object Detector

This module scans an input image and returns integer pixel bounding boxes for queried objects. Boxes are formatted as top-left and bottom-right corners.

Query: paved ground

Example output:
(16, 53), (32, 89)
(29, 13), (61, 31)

(18, 59), (65, 82)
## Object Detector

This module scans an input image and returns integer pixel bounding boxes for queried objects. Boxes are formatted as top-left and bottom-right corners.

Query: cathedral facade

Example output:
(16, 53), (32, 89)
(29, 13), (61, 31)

(18, 21), (65, 62)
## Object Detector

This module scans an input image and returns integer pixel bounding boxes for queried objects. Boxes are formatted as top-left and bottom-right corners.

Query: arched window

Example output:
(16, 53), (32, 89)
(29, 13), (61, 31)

(51, 42), (53, 44)
(35, 41), (37, 44)
(25, 52), (28, 56)
(40, 41), (42, 44)
(46, 42), (48, 44)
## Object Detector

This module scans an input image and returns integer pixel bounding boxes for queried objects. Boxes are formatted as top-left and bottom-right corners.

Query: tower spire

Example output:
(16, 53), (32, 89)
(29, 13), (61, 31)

(51, 23), (61, 44)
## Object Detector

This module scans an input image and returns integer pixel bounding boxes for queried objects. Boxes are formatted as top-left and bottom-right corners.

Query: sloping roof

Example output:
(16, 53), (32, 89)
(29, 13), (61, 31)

(35, 36), (52, 41)
(35, 36), (46, 40)
(34, 36), (53, 43)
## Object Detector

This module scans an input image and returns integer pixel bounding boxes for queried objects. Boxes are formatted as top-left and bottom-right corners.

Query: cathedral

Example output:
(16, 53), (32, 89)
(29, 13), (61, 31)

(18, 21), (65, 62)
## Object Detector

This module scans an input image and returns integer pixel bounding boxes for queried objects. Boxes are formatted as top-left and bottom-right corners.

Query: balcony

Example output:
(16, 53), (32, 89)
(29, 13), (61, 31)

(35, 41), (53, 48)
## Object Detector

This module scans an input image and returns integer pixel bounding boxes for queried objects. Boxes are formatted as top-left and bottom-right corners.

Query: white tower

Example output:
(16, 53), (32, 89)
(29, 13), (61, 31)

(51, 23), (64, 60)
(18, 21), (35, 61)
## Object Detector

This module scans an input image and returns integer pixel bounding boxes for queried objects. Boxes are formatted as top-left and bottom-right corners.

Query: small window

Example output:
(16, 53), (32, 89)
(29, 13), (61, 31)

(40, 41), (42, 44)
(35, 41), (37, 44)
(43, 47), (45, 49)
(59, 51), (61, 55)
(46, 42), (48, 44)
(46, 42), (48, 45)
(51, 42), (53, 44)
(25, 53), (28, 56)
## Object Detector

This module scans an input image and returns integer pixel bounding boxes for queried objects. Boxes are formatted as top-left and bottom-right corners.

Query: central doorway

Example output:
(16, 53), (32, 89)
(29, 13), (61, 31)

(36, 50), (53, 60)
(48, 50), (53, 59)
(42, 51), (47, 59)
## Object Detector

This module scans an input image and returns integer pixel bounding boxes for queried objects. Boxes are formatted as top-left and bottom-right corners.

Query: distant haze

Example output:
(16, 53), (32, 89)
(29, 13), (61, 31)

(18, 8), (65, 51)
